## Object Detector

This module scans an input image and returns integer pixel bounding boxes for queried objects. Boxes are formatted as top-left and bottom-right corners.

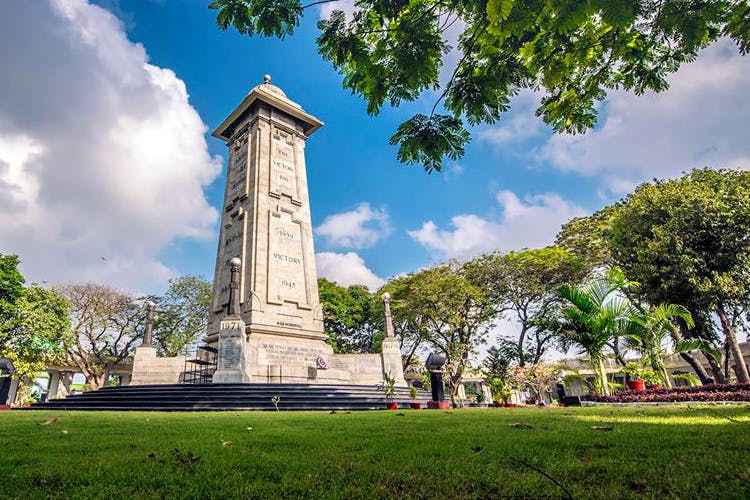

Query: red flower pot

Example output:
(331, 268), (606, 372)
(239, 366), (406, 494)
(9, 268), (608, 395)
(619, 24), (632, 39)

(627, 380), (645, 391)
(409, 403), (422, 410)
(386, 402), (399, 410)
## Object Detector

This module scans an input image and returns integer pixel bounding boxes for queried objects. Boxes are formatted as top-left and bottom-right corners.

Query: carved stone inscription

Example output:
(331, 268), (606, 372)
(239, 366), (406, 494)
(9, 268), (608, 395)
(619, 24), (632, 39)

(260, 342), (328, 365)
(229, 137), (248, 201)
(214, 218), (245, 311)
(270, 139), (297, 199)
(218, 326), (243, 371)
(268, 211), (307, 305)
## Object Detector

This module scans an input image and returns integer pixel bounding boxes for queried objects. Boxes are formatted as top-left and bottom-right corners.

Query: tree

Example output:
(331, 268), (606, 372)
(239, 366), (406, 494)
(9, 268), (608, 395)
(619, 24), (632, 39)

(0, 253), (25, 347)
(557, 268), (635, 395)
(387, 264), (498, 405)
(318, 278), (382, 353)
(0, 286), (70, 381)
(375, 275), (433, 370)
(465, 246), (587, 365)
(209, 0), (750, 172)
(610, 169), (750, 383)
(626, 303), (695, 388)
(153, 275), (212, 357)
(508, 362), (560, 404)
(482, 345), (512, 381)
(555, 204), (621, 270)
(57, 284), (145, 390)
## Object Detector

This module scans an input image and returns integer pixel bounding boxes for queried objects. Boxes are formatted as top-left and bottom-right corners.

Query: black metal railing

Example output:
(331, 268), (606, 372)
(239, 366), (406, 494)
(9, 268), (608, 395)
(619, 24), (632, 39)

(182, 345), (218, 384)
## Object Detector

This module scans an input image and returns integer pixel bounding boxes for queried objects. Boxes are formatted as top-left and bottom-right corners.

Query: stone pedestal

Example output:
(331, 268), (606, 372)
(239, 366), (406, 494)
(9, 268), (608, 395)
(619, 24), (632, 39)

(48, 371), (61, 400)
(131, 346), (187, 385)
(380, 337), (407, 387)
(213, 316), (250, 383)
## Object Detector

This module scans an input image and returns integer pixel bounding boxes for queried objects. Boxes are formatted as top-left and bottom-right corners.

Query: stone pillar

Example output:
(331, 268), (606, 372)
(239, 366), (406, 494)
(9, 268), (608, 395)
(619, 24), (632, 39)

(213, 258), (250, 384)
(6, 378), (19, 406)
(48, 370), (61, 400)
(380, 292), (406, 387)
(59, 372), (73, 398)
(142, 300), (155, 346)
(120, 374), (131, 386)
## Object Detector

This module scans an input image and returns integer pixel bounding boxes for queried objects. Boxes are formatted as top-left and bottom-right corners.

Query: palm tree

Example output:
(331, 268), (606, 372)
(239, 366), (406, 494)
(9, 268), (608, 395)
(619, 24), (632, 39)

(557, 268), (635, 396)
(627, 304), (695, 388)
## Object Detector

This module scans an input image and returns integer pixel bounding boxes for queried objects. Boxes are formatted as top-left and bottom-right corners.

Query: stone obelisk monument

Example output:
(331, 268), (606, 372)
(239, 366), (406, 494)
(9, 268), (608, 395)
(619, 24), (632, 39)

(206, 75), (405, 386)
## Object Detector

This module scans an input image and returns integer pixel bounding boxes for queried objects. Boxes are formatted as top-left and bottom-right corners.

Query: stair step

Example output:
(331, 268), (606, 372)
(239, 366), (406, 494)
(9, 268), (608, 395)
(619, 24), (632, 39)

(29, 383), (432, 411)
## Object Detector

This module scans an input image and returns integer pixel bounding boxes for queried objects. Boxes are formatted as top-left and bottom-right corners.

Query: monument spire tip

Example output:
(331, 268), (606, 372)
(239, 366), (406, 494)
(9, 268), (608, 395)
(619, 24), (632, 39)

(263, 74), (271, 83)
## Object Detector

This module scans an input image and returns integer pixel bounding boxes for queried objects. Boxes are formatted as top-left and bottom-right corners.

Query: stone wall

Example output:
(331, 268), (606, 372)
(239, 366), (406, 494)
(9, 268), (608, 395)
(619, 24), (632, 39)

(130, 346), (186, 385)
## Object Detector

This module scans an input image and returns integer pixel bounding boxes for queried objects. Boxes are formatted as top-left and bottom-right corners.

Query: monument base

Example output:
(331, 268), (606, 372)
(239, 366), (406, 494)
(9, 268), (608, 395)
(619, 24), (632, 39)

(206, 325), (408, 387)
(213, 316), (250, 384)
(131, 346), (186, 385)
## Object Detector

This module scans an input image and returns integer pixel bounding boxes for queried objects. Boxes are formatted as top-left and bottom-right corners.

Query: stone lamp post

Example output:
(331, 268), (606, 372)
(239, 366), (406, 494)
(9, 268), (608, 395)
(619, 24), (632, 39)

(228, 257), (242, 316)
(426, 352), (450, 409)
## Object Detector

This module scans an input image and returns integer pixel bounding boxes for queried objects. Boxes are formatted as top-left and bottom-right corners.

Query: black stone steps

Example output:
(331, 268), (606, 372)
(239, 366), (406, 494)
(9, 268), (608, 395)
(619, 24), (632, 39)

(28, 383), (431, 411)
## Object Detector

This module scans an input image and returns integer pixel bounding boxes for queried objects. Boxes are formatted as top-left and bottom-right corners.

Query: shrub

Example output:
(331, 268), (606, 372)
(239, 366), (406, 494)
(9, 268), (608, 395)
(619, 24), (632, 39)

(581, 384), (750, 403)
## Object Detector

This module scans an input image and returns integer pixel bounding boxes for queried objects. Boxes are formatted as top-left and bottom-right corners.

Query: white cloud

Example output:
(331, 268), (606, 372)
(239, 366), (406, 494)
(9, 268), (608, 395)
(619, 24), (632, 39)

(477, 91), (545, 146)
(444, 162), (465, 180)
(409, 190), (586, 259)
(0, 0), (221, 291)
(319, 0), (357, 20)
(538, 39), (750, 192)
(315, 203), (391, 249)
(315, 252), (385, 290)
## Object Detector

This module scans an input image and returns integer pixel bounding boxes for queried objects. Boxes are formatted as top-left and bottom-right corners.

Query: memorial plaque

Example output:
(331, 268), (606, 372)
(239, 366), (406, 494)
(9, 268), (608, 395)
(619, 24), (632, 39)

(268, 210), (307, 305)
(218, 331), (242, 369)
(270, 139), (297, 199)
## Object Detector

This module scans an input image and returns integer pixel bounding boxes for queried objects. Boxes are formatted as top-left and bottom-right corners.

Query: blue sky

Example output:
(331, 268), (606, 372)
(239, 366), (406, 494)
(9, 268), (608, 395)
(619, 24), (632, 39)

(94, 0), (603, 284)
(2, 0), (750, 309)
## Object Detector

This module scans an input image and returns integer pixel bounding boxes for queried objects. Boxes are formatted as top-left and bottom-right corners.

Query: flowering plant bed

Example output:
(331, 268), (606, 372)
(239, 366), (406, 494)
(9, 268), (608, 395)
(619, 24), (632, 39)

(582, 384), (750, 403)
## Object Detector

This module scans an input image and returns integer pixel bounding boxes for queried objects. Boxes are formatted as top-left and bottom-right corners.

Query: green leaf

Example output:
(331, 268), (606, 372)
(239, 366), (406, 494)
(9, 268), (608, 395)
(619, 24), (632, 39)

(389, 114), (471, 173)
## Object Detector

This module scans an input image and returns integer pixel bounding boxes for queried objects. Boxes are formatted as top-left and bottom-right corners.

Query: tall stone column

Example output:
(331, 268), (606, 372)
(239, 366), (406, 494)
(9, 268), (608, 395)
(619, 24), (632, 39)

(142, 301), (155, 346)
(380, 292), (406, 387)
(206, 75), (336, 383)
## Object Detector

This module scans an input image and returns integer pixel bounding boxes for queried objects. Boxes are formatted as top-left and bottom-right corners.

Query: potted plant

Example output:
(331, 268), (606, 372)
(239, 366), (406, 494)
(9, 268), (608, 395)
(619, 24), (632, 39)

(622, 362), (646, 391)
(641, 369), (662, 390)
(409, 386), (421, 409)
(381, 372), (398, 410)
(489, 378), (512, 407)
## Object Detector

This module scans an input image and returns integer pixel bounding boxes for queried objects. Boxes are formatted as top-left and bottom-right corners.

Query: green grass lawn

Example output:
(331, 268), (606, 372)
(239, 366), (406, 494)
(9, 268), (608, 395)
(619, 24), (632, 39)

(1, 405), (748, 499)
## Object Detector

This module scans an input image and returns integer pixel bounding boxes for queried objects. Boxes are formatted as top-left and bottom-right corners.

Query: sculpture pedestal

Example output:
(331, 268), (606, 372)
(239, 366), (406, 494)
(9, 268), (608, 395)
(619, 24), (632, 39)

(380, 337), (407, 386)
(212, 316), (250, 384)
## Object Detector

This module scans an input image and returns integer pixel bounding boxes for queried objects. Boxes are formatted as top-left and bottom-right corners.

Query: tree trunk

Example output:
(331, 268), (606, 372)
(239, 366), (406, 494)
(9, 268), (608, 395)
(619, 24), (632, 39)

(597, 358), (610, 396)
(678, 352), (711, 384)
(724, 340), (732, 381)
(703, 351), (727, 384)
(716, 304), (750, 383)
(670, 322), (711, 384)
(655, 359), (672, 389)
(517, 324), (528, 367)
